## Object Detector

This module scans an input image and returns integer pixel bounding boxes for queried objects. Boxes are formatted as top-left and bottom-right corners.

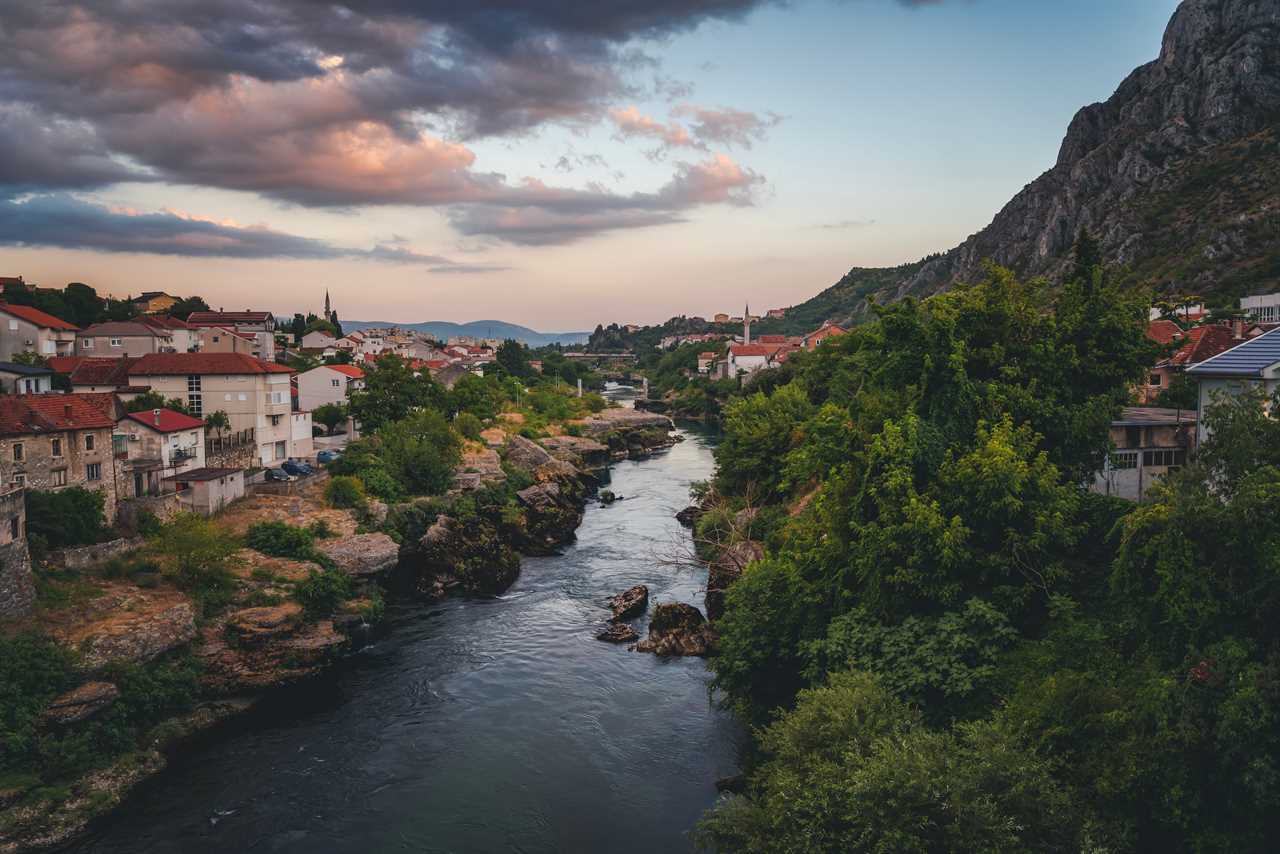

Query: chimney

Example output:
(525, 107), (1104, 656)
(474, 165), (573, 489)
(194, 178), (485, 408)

(153, 408), (161, 426)
(1233, 316), (1245, 340)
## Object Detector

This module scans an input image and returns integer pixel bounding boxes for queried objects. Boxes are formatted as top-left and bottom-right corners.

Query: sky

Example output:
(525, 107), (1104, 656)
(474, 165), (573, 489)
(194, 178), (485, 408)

(0, 0), (1181, 330)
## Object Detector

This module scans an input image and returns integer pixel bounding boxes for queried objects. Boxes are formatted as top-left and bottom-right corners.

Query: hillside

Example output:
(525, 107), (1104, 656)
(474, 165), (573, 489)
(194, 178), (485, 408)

(343, 319), (590, 347)
(780, 0), (1280, 331)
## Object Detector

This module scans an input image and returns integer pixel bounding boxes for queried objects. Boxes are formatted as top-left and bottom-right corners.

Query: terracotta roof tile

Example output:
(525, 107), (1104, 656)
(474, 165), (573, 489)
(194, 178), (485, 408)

(124, 408), (206, 433)
(70, 357), (138, 387)
(325, 364), (365, 379)
(0, 393), (117, 436)
(0, 302), (78, 331)
(128, 353), (293, 376)
(1146, 319), (1184, 346)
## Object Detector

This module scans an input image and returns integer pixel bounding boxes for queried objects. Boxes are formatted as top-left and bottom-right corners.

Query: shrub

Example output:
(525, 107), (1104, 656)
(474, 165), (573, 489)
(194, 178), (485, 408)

(455, 412), (484, 441)
(377, 410), (462, 495)
(0, 633), (76, 773)
(148, 513), (236, 591)
(292, 567), (353, 617)
(359, 468), (403, 502)
(326, 475), (367, 509)
(306, 519), (335, 539)
(246, 521), (316, 560)
(25, 488), (108, 551)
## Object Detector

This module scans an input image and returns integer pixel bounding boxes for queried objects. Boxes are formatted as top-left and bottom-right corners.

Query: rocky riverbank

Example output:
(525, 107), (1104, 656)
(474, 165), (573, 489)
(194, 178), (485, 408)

(1, 410), (678, 852)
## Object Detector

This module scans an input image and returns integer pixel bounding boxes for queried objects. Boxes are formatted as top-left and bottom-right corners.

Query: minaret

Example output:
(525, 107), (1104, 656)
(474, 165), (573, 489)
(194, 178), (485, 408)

(743, 303), (751, 345)
(324, 290), (332, 322)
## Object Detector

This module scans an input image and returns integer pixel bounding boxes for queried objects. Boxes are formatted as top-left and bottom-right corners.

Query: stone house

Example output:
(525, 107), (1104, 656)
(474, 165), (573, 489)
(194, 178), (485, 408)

(1092, 407), (1196, 501)
(0, 302), (79, 360)
(0, 361), (53, 394)
(0, 485), (33, 618)
(126, 353), (300, 467)
(0, 393), (122, 522)
(130, 292), (179, 314)
(118, 408), (206, 497)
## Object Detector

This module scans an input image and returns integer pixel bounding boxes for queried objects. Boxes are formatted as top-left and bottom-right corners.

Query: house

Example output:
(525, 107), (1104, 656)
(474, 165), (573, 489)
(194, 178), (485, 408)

(0, 362), (53, 394)
(802, 322), (847, 351)
(0, 303), (78, 360)
(301, 329), (337, 349)
(697, 352), (717, 374)
(1240, 292), (1280, 323)
(76, 320), (185, 357)
(290, 412), (315, 458)
(1092, 407), (1195, 501)
(713, 313), (730, 324)
(296, 364), (364, 412)
(185, 311), (276, 360)
(0, 393), (122, 521)
(69, 357), (141, 394)
(162, 467), (244, 516)
(200, 326), (257, 354)
(126, 353), (299, 467)
(1186, 326), (1280, 446)
(139, 315), (200, 353)
(1140, 323), (1240, 404)
(766, 308), (788, 320)
(130, 292), (179, 314)
(118, 408), (206, 497)
(727, 344), (784, 377)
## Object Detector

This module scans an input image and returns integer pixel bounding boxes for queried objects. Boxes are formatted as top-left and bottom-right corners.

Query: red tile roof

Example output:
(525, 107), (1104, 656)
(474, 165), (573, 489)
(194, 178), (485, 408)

(1169, 324), (1240, 367)
(47, 356), (87, 375)
(185, 311), (273, 326)
(1146, 319), (1184, 346)
(70, 357), (138, 387)
(0, 393), (117, 436)
(0, 302), (78, 331)
(124, 408), (206, 433)
(325, 364), (365, 379)
(730, 344), (784, 357)
(128, 353), (293, 376)
(139, 315), (192, 331)
(757, 335), (789, 344)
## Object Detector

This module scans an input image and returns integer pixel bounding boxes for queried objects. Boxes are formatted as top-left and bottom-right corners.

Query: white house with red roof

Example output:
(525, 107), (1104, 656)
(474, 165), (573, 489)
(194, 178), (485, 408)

(296, 363), (365, 412)
(0, 302), (79, 360)
(119, 408), (206, 495)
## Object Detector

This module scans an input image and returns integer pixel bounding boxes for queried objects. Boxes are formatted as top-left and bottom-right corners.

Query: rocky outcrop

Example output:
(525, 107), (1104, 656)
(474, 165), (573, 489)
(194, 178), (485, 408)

(540, 435), (610, 470)
(675, 505), (702, 528)
(453, 447), (507, 492)
(43, 682), (120, 726)
(706, 540), (764, 621)
(596, 623), (639, 643)
(503, 434), (554, 471)
(607, 585), (649, 621)
(414, 514), (522, 596)
(71, 601), (198, 671)
(634, 603), (715, 657)
(318, 532), (400, 578)
(199, 613), (347, 695)
(225, 603), (304, 646)
(516, 480), (585, 554)
(792, 0), (1280, 322)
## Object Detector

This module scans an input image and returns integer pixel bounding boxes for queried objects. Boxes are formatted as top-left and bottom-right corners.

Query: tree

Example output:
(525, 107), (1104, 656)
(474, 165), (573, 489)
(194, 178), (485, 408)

(347, 354), (445, 431)
(495, 339), (533, 378)
(1070, 226), (1103, 287)
(313, 402), (347, 435)
(148, 513), (236, 589)
(374, 410), (461, 495)
(290, 313), (306, 341)
(204, 410), (230, 436)
(166, 296), (209, 318)
(124, 390), (191, 415)
(62, 282), (103, 327)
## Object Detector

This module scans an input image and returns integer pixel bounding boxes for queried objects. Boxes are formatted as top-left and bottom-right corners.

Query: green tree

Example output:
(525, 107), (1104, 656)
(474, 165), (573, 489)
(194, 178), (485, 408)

(166, 295), (209, 318)
(147, 513), (235, 589)
(495, 339), (533, 378)
(375, 410), (461, 495)
(124, 390), (191, 415)
(313, 402), (347, 435)
(347, 354), (445, 432)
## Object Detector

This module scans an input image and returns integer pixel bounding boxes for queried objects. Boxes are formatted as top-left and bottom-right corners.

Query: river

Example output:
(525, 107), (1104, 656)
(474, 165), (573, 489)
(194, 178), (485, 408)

(66, 419), (743, 854)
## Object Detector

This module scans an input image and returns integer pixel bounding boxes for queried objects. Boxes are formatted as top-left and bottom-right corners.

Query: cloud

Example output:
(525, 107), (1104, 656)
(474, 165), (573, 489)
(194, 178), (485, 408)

(672, 104), (783, 149)
(609, 106), (700, 150)
(813, 218), (878, 229)
(0, 193), (499, 271)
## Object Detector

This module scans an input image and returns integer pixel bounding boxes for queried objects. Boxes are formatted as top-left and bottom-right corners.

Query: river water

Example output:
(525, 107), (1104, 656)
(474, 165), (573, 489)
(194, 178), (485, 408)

(67, 420), (742, 854)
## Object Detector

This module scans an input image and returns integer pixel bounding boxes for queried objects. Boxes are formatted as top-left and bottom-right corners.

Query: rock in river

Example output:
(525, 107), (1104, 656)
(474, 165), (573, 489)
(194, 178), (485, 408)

(596, 623), (639, 644)
(634, 603), (714, 657)
(607, 585), (648, 621)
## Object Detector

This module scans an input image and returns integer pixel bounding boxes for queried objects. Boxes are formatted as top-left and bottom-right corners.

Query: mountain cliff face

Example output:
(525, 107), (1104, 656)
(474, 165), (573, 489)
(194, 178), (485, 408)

(793, 0), (1280, 328)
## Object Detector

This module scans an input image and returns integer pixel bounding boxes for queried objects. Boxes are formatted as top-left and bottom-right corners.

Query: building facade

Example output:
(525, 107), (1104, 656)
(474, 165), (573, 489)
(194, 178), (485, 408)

(0, 303), (78, 360)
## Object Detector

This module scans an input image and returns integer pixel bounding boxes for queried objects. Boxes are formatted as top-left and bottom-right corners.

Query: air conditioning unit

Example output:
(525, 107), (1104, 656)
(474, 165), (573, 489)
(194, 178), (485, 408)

(128, 435), (140, 442)
(23, 339), (33, 346)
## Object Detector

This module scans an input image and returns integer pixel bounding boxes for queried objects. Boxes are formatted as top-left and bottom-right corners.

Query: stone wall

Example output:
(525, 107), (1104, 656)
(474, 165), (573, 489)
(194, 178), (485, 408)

(116, 491), (189, 533)
(46, 536), (143, 572)
(0, 537), (35, 619)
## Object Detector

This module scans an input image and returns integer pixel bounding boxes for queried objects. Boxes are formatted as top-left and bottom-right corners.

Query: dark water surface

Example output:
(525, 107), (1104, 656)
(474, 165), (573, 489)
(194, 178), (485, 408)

(69, 422), (743, 854)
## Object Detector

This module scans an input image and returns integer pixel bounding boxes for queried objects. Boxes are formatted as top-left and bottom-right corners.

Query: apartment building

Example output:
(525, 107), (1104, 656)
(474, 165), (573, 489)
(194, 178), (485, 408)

(77, 320), (185, 357)
(185, 311), (276, 360)
(126, 353), (301, 466)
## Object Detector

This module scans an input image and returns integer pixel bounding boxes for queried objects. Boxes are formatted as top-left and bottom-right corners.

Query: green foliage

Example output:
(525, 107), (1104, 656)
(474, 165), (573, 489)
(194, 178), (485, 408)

(0, 634), (76, 774)
(25, 488), (108, 551)
(454, 411), (484, 441)
(347, 354), (446, 431)
(312, 402), (347, 435)
(448, 372), (508, 420)
(1152, 371), (1199, 410)
(245, 521), (316, 560)
(375, 410), (461, 495)
(715, 384), (813, 497)
(358, 468), (403, 502)
(203, 409), (230, 434)
(292, 567), (354, 617)
(147, 513), (236, 612)
(124, 390), (191, 415)
(495, 339), (533, 378)
(325, 475), (367, 509)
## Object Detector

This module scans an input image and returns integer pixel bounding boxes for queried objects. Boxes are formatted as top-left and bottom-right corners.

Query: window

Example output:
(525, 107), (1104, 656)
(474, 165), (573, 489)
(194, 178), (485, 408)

(12, 443), (22, 462)
(1110, 451), (1138, 470)
(82, 338), (94, 349)
(51, 469), (67, 487)
(1144, 449), (1187, 468)
(86, 463), (102, 481)
(238, 393), (247, 401)
(85, 434), (95, 451)
(1148, 374), (1162, 387)
(331, 379), (340, 387)
(224, 393), (232, 401)
(42, 341), (54, 354)
(51, 438), (62, 457)
(270, 414), (283, 426)
(13, 474), (25, 487)
(10, 517), (18, 540)
(269, 390), (287, 405)
(110, 337), (122, 347)
(187, 374), (202, 417)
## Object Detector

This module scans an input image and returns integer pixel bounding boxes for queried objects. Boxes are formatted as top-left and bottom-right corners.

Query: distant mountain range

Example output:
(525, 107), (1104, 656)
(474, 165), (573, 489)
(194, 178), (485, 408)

(774, 0), (1280, 333)
(342, 319), (590, 347)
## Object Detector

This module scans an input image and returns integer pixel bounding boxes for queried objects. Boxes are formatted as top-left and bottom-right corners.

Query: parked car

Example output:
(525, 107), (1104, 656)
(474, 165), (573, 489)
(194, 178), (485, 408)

(282, 459), (315, 477)
(265, 468), (295, 483)
(316, 449), (342, 465)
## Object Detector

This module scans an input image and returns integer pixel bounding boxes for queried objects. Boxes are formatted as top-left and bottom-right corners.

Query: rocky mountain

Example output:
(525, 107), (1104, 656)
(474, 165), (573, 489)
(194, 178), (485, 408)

(785, 0), (1280, 330)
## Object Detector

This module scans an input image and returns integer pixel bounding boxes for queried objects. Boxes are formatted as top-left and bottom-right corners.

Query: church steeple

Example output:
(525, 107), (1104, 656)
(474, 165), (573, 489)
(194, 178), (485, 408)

(744, 302), (751, 346)
(324, 290), (332, 322)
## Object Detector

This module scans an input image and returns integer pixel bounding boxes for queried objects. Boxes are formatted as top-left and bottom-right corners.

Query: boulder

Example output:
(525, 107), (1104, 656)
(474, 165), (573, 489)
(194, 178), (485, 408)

(607, 585), (649, 621)
(599, 490), (618, 505)
(634, 603), (714, 657)
(675, 505), (702, 528)
(318, 532), (399, 577)
(43, 681), (120, 725)
(706, 540), (764, 621)
(504, 434), (554, 471)
(75, 601), (198, 670)
(364, 498), (389, 526)
(415, 514), (522, 595)
(517, 482), (562, 513)
(226, 602), (304, 646)
(596, 623), (639, 644)
(540, 435), (610, 470)
(453, 447), (507, 492)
